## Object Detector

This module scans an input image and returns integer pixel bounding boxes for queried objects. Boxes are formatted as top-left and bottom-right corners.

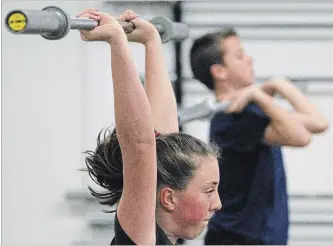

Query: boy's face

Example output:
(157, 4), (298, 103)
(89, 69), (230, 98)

(220, 36), (255, 88)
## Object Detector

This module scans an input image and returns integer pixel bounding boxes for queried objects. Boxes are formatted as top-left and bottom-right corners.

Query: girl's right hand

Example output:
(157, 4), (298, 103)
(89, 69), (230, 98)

(76, 8), (126, 44)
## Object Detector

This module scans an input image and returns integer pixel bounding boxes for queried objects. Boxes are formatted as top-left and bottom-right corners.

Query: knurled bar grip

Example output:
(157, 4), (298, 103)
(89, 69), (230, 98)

(70, 19), (163, 33)
(5, 6), (188, 42)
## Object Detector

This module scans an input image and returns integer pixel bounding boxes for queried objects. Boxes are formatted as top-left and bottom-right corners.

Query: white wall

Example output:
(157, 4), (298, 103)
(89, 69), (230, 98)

(2, 1), (88, 245)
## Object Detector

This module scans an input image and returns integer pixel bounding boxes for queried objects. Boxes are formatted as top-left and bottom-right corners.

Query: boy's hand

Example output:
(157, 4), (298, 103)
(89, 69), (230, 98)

(219, 86), (262, 113)
(261, 77), (292, 96)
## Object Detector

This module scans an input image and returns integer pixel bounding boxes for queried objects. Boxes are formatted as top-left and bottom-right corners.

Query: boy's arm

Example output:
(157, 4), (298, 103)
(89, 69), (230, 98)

(252, 89), (312, 147)
(222, 86), (312, 147)
(262, 79), (329, 133)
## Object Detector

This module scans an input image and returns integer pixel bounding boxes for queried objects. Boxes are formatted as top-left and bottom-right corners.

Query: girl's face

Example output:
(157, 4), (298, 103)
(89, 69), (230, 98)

(172, 155), (222, 239)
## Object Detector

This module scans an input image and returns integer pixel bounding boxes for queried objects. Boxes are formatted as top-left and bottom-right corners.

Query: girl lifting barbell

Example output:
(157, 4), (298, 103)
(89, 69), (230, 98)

(80, 9), (222, 245)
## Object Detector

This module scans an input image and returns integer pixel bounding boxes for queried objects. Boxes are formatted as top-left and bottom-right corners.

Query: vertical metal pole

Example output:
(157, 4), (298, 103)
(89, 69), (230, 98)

(173, 1), (184, 132)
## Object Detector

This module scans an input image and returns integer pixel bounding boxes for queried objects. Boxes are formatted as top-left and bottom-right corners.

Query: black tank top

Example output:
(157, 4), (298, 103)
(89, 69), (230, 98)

(110, 213), (174, 245)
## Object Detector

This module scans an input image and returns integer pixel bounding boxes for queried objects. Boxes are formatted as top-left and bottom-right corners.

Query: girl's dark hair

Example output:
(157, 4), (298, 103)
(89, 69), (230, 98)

(85, 128), (219, 212)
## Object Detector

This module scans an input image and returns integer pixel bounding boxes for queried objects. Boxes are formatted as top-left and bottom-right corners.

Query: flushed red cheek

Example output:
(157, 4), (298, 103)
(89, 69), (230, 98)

(177, 195), (207, 223)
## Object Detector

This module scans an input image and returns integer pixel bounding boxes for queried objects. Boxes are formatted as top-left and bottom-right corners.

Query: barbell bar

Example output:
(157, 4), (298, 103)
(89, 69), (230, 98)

(178, 100), (231, 126)
(5, 6), (190, 43)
